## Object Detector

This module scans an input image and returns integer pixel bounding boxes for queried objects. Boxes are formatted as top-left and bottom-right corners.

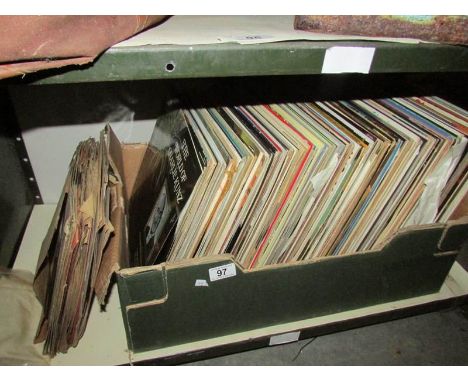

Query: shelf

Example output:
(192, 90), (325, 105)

(13, 205), (468, 365)
(7, 17), (468, 363)
(22, 40), (467, 85)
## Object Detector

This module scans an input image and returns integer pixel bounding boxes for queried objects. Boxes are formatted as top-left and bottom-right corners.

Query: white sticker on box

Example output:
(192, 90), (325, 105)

(269, 331), (301, 346)
(208, 263), (236, 282)
(322, 47), (375, 74)
(195, 279), (209, 287)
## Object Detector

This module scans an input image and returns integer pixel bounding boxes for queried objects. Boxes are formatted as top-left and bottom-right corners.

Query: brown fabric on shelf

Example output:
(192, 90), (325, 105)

(0, 15), (167, 79)
(294, 16), (468, 45)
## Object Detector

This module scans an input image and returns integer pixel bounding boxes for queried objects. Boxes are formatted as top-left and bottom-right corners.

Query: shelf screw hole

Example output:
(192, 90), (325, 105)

(23, 158), (29, 162)
(165, 61), (176, 72)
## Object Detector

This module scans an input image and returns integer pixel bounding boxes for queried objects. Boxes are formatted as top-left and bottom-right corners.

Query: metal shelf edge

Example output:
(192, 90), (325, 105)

(15, 41), (468, 85)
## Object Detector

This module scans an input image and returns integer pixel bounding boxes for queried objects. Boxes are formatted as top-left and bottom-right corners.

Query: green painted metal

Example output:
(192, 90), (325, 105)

(29, 41), (468, 85)
(117, 222), (466, 353)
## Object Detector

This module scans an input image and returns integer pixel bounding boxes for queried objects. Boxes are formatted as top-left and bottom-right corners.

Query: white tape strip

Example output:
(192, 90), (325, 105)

(269, 331), (301, 346)
(194, 279), (209, 287)
(322, 47), (375, 74)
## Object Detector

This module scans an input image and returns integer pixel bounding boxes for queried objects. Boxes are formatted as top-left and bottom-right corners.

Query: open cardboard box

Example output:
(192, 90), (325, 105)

(92, 113), (468, 355)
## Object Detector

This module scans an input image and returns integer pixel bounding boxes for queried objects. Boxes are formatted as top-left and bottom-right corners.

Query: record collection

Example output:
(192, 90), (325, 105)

(33, 127), (125, 356)
(137, 96), (467, 269)
(34, 96), (468, 355)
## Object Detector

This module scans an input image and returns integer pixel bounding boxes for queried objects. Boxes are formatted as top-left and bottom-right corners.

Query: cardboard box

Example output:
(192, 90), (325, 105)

(110, 136), (468, 354)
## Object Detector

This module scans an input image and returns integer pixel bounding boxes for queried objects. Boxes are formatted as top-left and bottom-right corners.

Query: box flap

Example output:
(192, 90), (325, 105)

(121, 144), (147, 202)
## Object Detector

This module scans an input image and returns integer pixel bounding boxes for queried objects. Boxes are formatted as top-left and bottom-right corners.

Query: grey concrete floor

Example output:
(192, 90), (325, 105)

(185, 305), (468, 365)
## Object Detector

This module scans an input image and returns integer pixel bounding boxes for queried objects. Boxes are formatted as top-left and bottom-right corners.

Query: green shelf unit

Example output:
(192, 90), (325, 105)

(28, 41), (468, 85)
